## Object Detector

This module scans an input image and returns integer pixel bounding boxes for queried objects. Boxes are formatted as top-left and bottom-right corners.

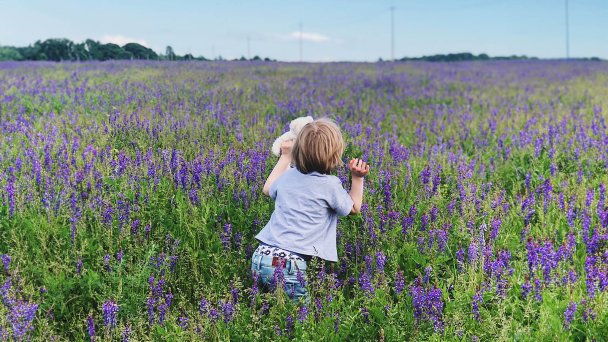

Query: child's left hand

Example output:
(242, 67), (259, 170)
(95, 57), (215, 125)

(349, 158), (370, 178)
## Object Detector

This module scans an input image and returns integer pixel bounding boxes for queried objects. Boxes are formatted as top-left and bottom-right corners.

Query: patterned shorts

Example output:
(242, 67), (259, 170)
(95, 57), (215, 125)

(254, 243), (310, 262)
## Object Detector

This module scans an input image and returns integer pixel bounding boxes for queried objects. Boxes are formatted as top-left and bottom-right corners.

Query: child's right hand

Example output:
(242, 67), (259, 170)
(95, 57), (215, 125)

(280, 139), (294, 157)
(349, 158), (370, 178)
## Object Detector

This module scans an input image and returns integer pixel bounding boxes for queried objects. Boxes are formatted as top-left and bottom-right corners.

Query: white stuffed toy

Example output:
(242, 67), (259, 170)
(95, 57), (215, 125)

(271, 116), (314, 156)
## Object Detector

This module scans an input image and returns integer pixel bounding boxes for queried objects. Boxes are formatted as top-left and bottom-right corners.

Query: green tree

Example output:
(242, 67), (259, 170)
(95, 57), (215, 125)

(39, 38), (73, 61)
(17, 42), (45, 60)
(70, 42), (89, 61)
(165, 46), (175, 61)
(123, 43), (158, 60)
(0, 46), (23, 61)
(97, 43), (132, 61)
(85, 39), (102, 60)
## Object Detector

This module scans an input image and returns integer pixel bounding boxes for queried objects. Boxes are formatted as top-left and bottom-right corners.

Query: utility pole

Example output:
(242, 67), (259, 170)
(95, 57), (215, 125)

(299, 22), (303, 62)
(565, 0), (570, 59)
(391, 5), (395, 61)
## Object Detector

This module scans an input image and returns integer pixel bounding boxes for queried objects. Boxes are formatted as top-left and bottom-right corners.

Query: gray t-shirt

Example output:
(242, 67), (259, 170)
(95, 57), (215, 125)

(255, 167), (354, 262)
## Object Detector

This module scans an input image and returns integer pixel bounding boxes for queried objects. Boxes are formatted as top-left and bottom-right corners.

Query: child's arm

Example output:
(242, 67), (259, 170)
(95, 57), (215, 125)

(348, 158), (370, 214)
(263, 139), (293, 196)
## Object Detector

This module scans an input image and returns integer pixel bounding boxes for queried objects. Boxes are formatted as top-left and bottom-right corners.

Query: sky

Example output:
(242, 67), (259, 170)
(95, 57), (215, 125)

(0, 0), (607, 61)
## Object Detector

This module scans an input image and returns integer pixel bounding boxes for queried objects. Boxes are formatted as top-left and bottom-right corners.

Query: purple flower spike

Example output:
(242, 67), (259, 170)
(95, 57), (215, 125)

(472, 291), (483, 322)
(87, 314), (96, 341)
(358, 272), (375, 297)
(375, 251), (387, 273)
(1, 254), (11, 273)
(563, 301), (577, 330)
(298, 305), (308, 323)
(394, 271), (405, 295)
(102, 300), (119, 329)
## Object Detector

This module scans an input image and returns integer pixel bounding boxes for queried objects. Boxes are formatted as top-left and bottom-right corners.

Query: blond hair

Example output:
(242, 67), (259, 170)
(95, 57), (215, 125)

(291, 118), (345, 174)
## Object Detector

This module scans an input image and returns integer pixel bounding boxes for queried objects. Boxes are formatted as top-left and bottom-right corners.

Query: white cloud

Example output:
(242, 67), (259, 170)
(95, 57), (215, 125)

(100, 35), (148, 47)
(288, 31), (331, 43)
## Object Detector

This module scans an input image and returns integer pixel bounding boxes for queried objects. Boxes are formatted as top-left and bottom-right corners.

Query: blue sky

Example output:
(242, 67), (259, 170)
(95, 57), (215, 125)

(1, 0), (606, 61)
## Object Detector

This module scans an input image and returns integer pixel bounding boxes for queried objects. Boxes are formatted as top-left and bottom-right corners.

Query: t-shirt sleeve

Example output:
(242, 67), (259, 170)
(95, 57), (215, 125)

(328, 177), (354, 217)
(269, 167), (292, 200)
(269, 177), (279, 200)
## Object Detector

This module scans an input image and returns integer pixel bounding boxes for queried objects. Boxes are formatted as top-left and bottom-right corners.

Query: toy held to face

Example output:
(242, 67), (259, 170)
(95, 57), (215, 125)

(271, 116), (314, 156)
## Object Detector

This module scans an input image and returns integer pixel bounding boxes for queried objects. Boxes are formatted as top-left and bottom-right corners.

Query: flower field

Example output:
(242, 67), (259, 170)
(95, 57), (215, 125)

(1, 60), (608, 340)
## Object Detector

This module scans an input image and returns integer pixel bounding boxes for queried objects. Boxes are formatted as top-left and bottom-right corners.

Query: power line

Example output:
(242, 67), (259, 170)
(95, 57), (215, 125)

(329, 8), (389, 28)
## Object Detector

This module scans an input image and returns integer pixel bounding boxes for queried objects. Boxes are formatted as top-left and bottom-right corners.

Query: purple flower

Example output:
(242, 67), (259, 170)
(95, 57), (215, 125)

(261, 300), (270, 315)
(102, 300), (119, 329)
(468, 238), (479, 264)
(423, 266), (432, 284)
(361, 307), (370, 324)
(314, 298), (323, 320)
(5, 171), (16, 218)
(122, 324), (131, 342)
(409, 278), (444, 332)
(189, 187), (199, 205)
(490, 218), (502, 240)
(177, 314), (189, 330)
(435, 227), (448, 252)
(220, 223), (232, 250)
(375, 251), (386, 273)
(420, 214), (429, 231)
(199, 298), (208, 316)
(298, 305), (308, 323)
(316, 265), (326, 284)
(231, 286), (239, 304)
(208, 308), (220, 322)
(394, 271), (405, 295)
(116, 250), (124, 263)
(296, 270), (306, 288)
(358, 272), (375, 296)
(285, 314), (294, 335)
(533, 278), (543, 302)
(1, 254), (11, 273)
(146, 296), (155, 326)
(580, 299), (596, 322)
(222, 300), (235, 323)
(270, 260), (285, 290)
(564, 301), (577, 330)
(417, 236), (426, 254)
(8, 300), (38, 340)
(364, 255), (373, 274)
(130, 220), (140, 236)
(76, 258), (83, 276)
(103, 254), (111, 272)
(87, 314), (96, 341)
(250, 272), (260, 303)
(158, 291), (173, 324)
(472, 291), (483, 322)
(521, 281), (532, 299)
(585, 255), (598, 298)
(456, 248), (465, 270)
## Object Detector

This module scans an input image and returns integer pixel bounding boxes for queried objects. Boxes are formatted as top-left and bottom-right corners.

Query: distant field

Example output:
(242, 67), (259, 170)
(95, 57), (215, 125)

(1, 60), (608, 340)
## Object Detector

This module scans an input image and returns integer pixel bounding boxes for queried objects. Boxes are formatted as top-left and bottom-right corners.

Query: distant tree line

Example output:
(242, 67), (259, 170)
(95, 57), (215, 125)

(397, 52), (602, 62)
(398, 52), (534, 62)
(0, 39), (160, 61)
(0, 38), (275, 62)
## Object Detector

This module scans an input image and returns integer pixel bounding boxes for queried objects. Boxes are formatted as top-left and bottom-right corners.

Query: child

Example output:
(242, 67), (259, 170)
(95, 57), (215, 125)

(251, 118), (369, 302)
